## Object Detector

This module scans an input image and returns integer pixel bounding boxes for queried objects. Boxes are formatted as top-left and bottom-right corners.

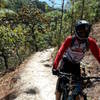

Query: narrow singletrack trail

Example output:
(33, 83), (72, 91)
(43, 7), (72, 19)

(14, 48), (57, 100)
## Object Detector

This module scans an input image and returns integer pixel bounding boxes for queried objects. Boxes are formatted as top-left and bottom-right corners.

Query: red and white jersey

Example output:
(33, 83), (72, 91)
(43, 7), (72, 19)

(53, 36), (100, 69)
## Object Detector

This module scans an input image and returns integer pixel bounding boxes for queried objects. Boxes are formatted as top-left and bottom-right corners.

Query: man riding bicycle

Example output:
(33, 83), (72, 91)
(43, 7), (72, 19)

(52, 20), (100, 100)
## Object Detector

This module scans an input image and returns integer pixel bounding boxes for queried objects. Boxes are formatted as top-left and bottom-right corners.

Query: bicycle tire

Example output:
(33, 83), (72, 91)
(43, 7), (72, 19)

(61, 90), (69, 100)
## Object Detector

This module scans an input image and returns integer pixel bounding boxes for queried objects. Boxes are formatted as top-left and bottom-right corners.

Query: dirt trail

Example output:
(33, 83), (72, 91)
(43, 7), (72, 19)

(13, 47), (100, 100)
(14, 48), (57, 100)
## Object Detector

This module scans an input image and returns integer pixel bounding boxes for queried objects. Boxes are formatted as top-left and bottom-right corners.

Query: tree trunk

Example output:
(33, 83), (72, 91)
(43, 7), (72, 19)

(80, 0), (85, 19)
(58, 0), (64, 48)
(70, 0), (74, 33)
(2, 52), (9, 70)
(16, 48), (22, 65)
(31, 26), (38, 52)
(14, 43), (22, 65)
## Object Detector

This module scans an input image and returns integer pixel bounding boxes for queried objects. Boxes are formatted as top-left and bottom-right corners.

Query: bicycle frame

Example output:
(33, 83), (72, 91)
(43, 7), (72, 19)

(58, 72), (87, 100)
(58, 71), (100, 100)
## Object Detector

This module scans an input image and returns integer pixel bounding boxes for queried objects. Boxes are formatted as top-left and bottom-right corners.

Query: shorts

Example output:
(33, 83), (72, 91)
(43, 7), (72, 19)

(56, 59), (81, 92)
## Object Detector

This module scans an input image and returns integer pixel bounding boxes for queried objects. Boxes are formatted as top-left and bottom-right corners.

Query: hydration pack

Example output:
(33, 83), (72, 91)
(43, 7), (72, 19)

(70, 35), (89, 51)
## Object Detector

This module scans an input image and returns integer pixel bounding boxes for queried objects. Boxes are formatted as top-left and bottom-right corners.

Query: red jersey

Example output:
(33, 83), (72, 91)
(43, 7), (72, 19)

(53, 36), (100, 69)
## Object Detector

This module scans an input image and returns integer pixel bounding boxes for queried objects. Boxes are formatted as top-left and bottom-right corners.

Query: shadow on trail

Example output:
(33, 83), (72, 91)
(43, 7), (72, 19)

(24, 87), (39, 95)
(2, 91), (17, 100)
(44, 64), (52, 68)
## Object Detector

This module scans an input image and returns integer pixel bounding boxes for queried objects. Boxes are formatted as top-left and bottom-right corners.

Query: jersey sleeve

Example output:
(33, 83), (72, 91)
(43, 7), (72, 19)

(88, 37), (100, 63)
(53, 36), (72, 69)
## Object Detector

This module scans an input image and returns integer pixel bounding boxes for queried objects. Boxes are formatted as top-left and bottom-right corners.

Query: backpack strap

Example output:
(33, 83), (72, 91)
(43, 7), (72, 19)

(70, 35), (76, 47)
(86, 38), (89, 51)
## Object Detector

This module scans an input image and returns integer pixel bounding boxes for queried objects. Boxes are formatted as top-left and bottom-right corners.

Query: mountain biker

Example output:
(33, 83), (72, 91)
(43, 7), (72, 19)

(52, 20), (100, 100)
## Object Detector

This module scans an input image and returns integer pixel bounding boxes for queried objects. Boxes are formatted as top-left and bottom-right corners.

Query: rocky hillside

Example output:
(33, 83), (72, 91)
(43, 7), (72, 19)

(82, 23), (100, 99)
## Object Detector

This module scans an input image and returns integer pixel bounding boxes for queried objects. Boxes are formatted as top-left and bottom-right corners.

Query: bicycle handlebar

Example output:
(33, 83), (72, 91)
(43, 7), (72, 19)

(81, 76), (100, 80)
(57, 71), (79, 81)
(58, 71), (100, 81)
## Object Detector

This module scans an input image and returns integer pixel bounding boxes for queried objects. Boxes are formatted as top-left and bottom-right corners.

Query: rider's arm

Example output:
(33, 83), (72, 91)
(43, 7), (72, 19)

(88, 37), (100, 63)
(53, 36), (72, 69)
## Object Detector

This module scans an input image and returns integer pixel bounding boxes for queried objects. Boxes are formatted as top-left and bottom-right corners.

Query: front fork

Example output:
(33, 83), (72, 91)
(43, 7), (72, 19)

(67, 83), (83, 100)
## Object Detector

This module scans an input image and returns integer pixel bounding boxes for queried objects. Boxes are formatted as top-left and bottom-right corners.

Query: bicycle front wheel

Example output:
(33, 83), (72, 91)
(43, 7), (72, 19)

(61, 90), (69, 100)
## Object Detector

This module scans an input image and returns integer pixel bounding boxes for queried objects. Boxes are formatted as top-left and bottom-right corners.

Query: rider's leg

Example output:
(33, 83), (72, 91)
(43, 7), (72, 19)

(55, 78), (62, 100)
(55, 91), (61, 100)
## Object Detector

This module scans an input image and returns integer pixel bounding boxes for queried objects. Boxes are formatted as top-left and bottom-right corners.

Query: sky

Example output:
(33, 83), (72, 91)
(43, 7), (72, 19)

(39, 0), (71, 9)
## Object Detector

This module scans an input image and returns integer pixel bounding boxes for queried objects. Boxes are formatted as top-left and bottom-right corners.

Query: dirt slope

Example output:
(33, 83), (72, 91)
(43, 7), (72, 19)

(81, 23), (100, 100)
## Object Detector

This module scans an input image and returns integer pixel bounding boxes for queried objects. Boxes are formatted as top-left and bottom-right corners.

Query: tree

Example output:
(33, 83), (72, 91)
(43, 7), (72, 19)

(95, 0), (100, 21)
(0, 0), (9, 8)
(17, 5), (49, 51)
(58, 0), (65, 48)
(0, 25), (25, 69)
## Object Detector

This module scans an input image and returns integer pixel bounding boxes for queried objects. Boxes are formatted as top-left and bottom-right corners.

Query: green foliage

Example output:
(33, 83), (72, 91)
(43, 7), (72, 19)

(7, 0), (30, 12)
(0, 0), (100, 71)
(0, 0), (9, 8)
(70, 0), (99, 22)
(0, 25), (14, 51)
(0, 1), (53, 70)
(0, 8), (17, 18)
(0, 24), (25, 55)
(0, 24), (26, 70)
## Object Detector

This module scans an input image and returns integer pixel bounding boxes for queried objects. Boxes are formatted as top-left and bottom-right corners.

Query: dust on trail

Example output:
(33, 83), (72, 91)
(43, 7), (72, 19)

(15, 48), (57, 100)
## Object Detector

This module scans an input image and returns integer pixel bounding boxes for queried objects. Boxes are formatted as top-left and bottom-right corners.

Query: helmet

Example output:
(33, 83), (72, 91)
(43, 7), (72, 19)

(75, 20), (91, 40)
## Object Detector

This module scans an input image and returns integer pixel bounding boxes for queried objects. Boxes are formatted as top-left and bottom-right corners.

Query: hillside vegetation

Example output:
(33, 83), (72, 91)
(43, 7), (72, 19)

(0, 0), (100, 73)
(0, 0), (100, 99)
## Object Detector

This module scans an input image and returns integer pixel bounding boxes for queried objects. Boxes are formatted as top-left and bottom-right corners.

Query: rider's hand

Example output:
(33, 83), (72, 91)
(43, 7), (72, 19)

(52, 68), (59, 75)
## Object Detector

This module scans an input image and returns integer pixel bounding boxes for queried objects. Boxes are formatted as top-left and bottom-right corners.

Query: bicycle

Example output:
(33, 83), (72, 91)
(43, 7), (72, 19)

(57, 70), (100, 100)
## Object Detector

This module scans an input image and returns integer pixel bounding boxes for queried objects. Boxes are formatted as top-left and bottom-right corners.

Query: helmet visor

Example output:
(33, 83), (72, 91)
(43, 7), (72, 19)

(76, 24), (90, 39)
